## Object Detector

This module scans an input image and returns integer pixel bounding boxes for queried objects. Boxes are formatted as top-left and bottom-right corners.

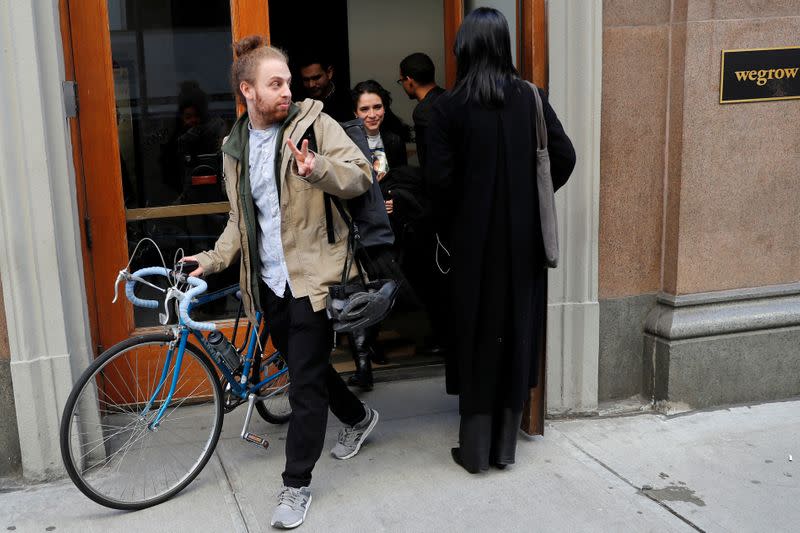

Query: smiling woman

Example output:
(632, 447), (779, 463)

(355, 92), (385, 135)
(351, 80), (408, 172)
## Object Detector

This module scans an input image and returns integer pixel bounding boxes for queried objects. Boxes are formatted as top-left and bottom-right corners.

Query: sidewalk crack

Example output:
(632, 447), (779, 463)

(213, 451), (250, 533)
(554, 428), (706, 532)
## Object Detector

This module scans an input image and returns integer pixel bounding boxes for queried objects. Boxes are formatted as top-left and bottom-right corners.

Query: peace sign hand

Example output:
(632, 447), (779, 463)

(287, 138), (316, 177)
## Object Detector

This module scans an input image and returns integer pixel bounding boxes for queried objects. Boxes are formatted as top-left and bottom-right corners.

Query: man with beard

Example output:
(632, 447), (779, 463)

(184, 37), (378, 530)
(297, 56), (353, 122)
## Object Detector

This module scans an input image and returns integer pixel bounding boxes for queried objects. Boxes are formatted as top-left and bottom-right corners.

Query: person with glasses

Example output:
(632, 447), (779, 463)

(397, 53), (445, 171)
(397, 53), (448, 358)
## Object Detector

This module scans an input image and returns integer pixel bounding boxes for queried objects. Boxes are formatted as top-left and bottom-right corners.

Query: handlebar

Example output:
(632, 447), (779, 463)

(124, 266), (167, 308)
(119, 266), (217, 331)
(178, 276), (217, 331)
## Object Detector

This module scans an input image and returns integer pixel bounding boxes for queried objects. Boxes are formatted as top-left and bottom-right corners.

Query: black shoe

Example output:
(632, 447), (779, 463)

(348, 331), (374, 391)
(358, 366), (373, 391)
(421, 342), (447, 356)
(347, 371), (373, 391)
(450, 447), (482, 474)
(369, 346), (389, 365)
(354, 352), (373, 391)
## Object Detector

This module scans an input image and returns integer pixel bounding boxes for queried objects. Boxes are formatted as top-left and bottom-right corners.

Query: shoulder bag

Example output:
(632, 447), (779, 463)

(526, 81), (559, 268)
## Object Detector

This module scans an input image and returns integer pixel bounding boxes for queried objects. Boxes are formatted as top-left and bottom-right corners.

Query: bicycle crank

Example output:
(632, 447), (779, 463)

(240, 393), (270, 451)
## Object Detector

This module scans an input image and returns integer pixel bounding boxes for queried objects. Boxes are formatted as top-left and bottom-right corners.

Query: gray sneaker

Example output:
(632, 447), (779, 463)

(330, 406), (379, 460)
(270, 486), (312, 529)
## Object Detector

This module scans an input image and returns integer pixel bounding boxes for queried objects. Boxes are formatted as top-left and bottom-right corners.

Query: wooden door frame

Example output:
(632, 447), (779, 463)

(66, 0), (129, 353)
(59, 0), (100, 355)
(443, 0), (462, 88)
(63, 0), (271, 353)
(519, 0), (548, 436)
(444, 0), (547, 88)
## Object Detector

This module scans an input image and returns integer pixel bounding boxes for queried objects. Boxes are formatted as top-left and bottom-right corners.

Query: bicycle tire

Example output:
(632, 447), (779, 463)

(59, 333), (224, 510)
(255, 352), (291, 424)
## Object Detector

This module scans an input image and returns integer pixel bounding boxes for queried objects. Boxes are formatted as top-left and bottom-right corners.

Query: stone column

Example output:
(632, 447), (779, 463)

(644, 1), (800, 410)
(0, 0), (94, 480)
(545, 0), (603, 414)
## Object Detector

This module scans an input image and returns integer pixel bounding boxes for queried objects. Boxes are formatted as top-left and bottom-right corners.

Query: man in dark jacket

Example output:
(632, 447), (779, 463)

(297, 56), (353, 122)
(398, 52), (445, 171)
(398, 53), (448, 354)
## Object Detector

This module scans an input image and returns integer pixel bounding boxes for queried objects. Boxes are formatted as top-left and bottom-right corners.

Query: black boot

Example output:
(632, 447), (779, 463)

(347, 330), (373, 391)
(366, 325), (388, 365)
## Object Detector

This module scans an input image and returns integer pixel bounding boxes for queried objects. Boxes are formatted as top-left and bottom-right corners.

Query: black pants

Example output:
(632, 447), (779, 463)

(458, 408), (523, 472)
(260, 282), (366, 488)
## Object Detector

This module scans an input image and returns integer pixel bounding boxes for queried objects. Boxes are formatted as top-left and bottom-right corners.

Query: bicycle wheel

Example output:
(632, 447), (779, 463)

(60, 333), (224, 510)
(255, 351), (291, 424)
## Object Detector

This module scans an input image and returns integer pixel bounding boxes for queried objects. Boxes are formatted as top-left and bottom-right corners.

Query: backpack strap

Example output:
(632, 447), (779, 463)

(324, 195), (335, 244)
(299, 122), (368, 285)
(299, 123), (337, 245)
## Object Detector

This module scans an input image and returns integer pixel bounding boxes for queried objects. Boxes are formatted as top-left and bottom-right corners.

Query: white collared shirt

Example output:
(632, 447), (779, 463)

(248, 122), (292, 298)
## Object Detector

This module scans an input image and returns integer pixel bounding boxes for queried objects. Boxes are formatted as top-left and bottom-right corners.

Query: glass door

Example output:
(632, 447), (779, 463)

(109, 0), (240, 327)
(66, 0), (269, 351)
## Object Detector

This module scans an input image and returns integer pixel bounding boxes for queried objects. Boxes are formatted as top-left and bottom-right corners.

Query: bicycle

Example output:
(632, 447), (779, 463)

(59, 260), (291, 511)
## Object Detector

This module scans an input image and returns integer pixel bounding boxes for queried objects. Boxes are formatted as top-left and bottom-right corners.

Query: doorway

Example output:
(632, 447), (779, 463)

(62, 0), (546, 431)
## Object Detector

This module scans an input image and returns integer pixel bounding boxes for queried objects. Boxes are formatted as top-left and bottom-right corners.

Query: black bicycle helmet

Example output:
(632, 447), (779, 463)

(326, 279), (399, 333)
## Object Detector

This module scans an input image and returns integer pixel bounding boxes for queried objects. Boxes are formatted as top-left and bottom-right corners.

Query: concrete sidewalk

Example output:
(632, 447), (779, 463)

(2, 375), (798, 532)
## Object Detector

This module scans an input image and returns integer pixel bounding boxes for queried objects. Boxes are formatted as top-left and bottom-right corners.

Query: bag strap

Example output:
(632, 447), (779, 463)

(324, 194), (335, 245)
(299, 124), (338, 246)
(327, 195), (370, 287)
(525, 81), (548, 150)
(300, 122), (371, 287)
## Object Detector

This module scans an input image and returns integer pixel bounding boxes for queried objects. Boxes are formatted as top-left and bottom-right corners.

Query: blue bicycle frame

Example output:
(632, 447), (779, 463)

(142, 284), (288, 429)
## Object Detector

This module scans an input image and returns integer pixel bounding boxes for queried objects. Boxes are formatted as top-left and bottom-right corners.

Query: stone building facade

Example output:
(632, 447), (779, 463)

(1, 0), (798, 480)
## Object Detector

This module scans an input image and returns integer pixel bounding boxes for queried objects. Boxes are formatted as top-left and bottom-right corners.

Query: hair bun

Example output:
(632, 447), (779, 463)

(233, 35), (265, 59)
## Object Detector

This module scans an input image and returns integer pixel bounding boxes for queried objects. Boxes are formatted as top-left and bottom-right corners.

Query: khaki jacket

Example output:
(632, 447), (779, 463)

(195, 99), (372, 323)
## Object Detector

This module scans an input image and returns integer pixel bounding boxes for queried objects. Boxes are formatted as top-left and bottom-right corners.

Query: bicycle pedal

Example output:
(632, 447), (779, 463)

(242, 432), (270, 450)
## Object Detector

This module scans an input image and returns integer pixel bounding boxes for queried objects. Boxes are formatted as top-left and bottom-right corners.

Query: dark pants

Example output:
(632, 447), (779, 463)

(458, 408), (523, 472)
(260, 282), (366, 488)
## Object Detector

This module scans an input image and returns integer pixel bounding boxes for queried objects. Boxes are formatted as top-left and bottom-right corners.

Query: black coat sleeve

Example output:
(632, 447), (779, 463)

(424, 101), (457, 235)
(539, 88), (576, 192)
(384, 131), (408, 168)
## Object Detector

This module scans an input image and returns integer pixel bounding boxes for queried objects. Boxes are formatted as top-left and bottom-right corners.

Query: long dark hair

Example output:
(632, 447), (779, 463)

(351, 80), (411, 142)
(453, 7), (519, 108)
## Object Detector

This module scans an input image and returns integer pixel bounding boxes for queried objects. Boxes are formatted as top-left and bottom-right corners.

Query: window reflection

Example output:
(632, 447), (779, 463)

(108, 0), (239, 326)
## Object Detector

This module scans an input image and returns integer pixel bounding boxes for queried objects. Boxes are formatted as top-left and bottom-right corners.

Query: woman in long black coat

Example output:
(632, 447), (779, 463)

(427, 7), (576, 473)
